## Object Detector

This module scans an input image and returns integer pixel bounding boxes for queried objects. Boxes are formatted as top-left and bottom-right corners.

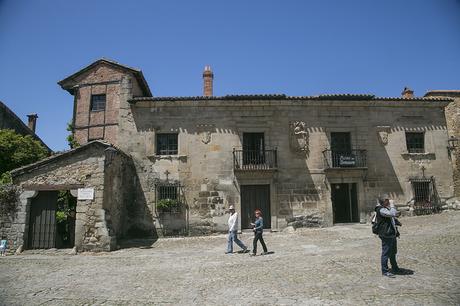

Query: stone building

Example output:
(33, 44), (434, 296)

(0, 100), (51, 151)
(4, 58), (456, 251)
(9, 141), (149, 252)
(424, 90), (460, 198)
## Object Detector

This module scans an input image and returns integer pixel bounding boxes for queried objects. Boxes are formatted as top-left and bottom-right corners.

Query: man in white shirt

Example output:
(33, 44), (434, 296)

(226, 205), (248, 254)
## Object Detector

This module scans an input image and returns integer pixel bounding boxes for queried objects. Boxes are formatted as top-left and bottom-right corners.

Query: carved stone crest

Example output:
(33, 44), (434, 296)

(201, 131), (211, 144)
(289, 121), (309, 154)
(197, 124), (214, 144)
(376, 126), (391, 145)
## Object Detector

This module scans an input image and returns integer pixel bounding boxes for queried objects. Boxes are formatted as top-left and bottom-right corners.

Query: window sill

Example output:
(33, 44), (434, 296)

(401, 152), (436, 160)
(148, 154), (187, 162)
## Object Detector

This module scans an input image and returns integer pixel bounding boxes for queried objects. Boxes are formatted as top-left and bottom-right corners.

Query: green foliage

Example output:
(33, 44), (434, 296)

(66, 122), (79, 149)
(0, 184), (19, 217)
(0, 129), (49, 175)
(57, 190), (77, 216)
(56, 191), (77, 245)
(0, 172), (12, 185)
(56, 211), (67, 224)
(157, 198), (179, 211)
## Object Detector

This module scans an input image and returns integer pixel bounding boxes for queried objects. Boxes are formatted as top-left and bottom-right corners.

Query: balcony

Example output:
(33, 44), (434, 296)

(323, 149), (367, 169)
(233, 149), (278, 171)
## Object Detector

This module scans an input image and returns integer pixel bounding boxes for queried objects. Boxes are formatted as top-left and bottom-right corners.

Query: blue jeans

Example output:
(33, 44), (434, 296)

(227, 231), (247, 253)
(380, 237), (399, 273)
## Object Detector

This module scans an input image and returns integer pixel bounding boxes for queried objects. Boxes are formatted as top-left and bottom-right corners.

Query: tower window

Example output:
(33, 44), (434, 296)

(90, 94), (106, 111)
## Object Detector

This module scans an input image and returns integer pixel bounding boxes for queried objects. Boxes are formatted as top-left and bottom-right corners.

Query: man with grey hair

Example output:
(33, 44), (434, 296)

(225, 205), (248, 254)
(374, 194), (405, 277)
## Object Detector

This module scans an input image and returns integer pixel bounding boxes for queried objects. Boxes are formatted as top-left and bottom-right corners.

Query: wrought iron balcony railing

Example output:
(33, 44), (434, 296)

(233, 149), (278, 171)
(323, 149), (367, 169)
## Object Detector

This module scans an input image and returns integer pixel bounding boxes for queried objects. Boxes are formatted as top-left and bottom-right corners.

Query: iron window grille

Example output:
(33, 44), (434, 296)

(90, 94), (106, 111)
(156, 133), (178, 155)
(155, 182), (188, 236)
(410, 177), (441, 215)
(158, 185), (178, 201)
(406, 132), (425, 153)
(155, 182), (183, 214)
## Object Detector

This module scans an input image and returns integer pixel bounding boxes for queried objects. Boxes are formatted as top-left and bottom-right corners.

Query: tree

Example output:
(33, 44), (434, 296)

(0, 129), (49, 175)
(66, 121), (79, 149)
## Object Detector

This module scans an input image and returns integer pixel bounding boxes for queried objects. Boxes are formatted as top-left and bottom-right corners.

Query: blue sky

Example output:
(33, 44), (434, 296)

(1, 0), (459, 151)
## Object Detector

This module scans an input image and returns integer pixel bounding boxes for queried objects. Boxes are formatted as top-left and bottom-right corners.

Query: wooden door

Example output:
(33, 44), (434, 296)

(28, 191), (58, 249)
(241, 185), (271, 229)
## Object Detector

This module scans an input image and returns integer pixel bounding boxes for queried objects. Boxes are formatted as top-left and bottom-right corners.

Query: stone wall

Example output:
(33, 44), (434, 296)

(0, 186), (26, 255)
(425, 91), (460, 197)
(119, 98), (453, 233)
(7, 143), (134, 251)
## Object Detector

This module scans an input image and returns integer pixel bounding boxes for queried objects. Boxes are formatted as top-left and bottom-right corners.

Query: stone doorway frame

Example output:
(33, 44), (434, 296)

(20, 185), (83, 250)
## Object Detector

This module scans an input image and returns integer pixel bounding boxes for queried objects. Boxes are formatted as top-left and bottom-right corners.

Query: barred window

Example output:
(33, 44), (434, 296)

(158, 185), (178, 200)
(90, 94), (106, 111)
(156, 133), (178, 155)
(406, 132), (424, 153)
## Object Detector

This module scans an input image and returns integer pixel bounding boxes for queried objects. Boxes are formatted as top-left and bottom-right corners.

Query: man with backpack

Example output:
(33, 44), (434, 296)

(374, 194), (404, 278)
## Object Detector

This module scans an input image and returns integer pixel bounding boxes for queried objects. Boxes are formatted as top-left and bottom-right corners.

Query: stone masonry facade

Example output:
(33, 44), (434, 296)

(56, 59), (455, 236)
(3, 59), (458, 252)
(7, 141), (141, 252)
(425, 91), (460, 198)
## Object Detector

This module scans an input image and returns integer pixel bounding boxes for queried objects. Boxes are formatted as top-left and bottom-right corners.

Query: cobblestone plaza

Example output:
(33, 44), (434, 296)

(1, 211), (459, 305)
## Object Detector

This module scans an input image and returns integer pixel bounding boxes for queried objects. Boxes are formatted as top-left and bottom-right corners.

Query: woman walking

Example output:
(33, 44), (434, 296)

(250, 209), (268, 256)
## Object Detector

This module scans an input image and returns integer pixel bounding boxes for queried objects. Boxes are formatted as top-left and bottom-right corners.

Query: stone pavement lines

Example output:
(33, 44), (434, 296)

(0, 212), (459, 305)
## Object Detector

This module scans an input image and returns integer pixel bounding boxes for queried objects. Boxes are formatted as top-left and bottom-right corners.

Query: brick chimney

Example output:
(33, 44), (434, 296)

(27, 113), (38, 132)
(203, 65), (214, 97)
(401, 87), (414, 98)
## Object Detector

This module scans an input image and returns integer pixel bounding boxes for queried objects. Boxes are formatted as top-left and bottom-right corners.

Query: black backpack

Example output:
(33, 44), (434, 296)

(371, 211), (381, 235)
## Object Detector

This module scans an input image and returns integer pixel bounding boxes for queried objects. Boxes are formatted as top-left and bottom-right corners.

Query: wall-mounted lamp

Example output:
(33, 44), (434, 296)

(447, 137), (459, 159)
(104, 146), (118, 165)
(448, 137), (459, 150)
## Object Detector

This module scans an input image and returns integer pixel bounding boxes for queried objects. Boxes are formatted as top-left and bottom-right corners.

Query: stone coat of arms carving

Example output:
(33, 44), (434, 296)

(376, 126), (391, 146)
(290, 121), (309, 154)
(201, 131), (211, 144)
(197, 124), (214, 144)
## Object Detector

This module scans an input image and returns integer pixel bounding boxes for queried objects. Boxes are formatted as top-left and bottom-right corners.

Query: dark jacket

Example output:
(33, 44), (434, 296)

(374, 205), (400, 239)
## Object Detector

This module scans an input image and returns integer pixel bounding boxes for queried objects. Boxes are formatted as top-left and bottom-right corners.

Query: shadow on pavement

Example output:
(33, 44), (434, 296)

(117, 238), (158, 250)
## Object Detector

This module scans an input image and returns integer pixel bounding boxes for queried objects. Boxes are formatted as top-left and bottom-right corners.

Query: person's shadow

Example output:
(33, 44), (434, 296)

(394, 268), (415, 275)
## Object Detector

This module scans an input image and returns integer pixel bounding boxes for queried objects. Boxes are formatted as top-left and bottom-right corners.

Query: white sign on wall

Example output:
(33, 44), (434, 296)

(77, 188), (94, 200)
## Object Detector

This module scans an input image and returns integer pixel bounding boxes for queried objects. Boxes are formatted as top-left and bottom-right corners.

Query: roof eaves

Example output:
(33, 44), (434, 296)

(10, 140), (114, 177)
(58, 58), (152, 97)
(317, 94), (375, 100)
(424, 90), (460, 97)
(128, 94), (454, 104)
(373, 96), (454, 102)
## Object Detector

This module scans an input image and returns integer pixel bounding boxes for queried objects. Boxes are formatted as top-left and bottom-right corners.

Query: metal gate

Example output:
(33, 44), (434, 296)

(28, 191), (58, 249)
(411, 177), (441, 215)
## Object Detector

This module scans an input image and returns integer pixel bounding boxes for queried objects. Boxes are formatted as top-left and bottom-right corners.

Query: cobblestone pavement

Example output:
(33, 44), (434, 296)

(1, 211), (459, 306)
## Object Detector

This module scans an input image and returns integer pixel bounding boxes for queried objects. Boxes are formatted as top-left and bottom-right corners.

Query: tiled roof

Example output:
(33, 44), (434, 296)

(129, 93), (453, 103)
(58, 58), (152, 97)
(425, 90), (460, 97)
(10, 140), (128, 177)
